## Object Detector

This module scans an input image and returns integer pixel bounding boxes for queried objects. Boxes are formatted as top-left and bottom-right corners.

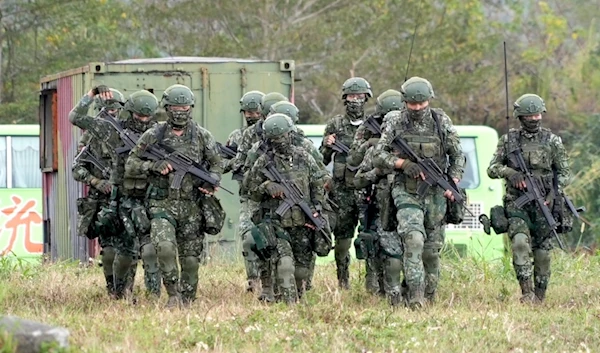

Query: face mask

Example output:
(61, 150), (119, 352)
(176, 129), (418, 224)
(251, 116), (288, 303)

(408, 106), (430, 121)
(270, 135), (291, 153)
(129, 115), (154, 132)
(520, 117), (541, 133)
(345, 97), (366, 120)
(167, 108), (192, 128)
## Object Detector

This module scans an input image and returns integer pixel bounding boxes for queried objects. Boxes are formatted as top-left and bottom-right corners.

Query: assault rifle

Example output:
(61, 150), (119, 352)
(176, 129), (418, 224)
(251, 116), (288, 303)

(330, 140), (350, 154)
(391, 136), (465, 204)
(217, 142), (237, 159)
(363, 115), (382, 136)
(262, 157), (332, 242)
(511, 148), (565, 250)
(98, 109), (140, 155)
(142, 142), (233, 195)
(98, 109), (233, 194)
(73, 145), (111, 179)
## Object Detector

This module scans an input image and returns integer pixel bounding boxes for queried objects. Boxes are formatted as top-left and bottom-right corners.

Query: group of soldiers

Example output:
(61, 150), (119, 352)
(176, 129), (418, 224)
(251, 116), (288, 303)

(70, 75), (573, 309)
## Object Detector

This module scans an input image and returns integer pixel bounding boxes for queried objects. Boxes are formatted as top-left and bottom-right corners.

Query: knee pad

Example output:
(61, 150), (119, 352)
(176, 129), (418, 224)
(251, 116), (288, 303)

(277, 256), (295, 289)
(533, 249), (551, 275)
(242, 233), (258, 258)
(385, 257), (403, 278)
(404, 231), (424, 264)
(334, 238), (352, 256)
(422, 248), (440, 272)
(180, 256), (199, 279)
(156, 241), (178, 273)
(511, 233), (530, 266)
(141, 243), (159, 273)
(101, 246), (116, 273)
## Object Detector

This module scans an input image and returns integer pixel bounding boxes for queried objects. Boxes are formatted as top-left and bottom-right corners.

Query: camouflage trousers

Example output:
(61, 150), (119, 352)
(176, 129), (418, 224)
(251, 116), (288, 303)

(505, 200), (553, 299)
(240, 198), (260, 285)
(392, 186), (446, 305)
(330, 183), (359, 288)
(255, 224), (316, 303)
(148, 198), (204, 302)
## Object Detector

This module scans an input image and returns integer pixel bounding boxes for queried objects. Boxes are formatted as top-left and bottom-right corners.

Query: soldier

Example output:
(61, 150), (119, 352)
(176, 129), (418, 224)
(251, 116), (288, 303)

(232, 91), (288, 292)
(125, 84), (222, 307)
(373, 77), (465, 308)
(245, 113), (330, 303)
(320, 77), (372, 289)
(350, 89), (403, 297)
(120, 90), (162, 297)
(69, 87), (138, 299)
(226, 90), (265, 293)
(487, 94), (571, 303)
(73, 130), (118, 297)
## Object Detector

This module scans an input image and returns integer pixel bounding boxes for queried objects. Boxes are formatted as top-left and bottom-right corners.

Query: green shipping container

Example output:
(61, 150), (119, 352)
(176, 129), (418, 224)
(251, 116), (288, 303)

(39, 56), (295, 262)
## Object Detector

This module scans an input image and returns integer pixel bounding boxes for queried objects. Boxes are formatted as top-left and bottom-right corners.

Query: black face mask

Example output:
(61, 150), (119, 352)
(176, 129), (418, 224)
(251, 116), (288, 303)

(519, 117), (541, 133)
(270, 135), (291, 153)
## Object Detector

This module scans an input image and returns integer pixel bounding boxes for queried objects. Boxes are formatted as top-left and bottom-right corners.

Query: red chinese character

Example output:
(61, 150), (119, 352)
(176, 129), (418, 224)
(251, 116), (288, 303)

(0, 196), (43, 256)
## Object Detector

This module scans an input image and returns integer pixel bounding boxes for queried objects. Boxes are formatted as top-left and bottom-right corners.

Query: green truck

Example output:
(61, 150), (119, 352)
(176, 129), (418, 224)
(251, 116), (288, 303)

(38, 56), (295, 262)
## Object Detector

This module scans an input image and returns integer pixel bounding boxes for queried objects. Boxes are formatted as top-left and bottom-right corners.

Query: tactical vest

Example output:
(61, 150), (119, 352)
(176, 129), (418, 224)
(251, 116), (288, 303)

(330, 114), (359, 185)
(261, 149), (313, 228)
(121, 119), (157, 198)
(393, 109), (447, 193)
(146, 122), (203, 201)
(506, 128), (554, 195)
(86, 136), (113, 181)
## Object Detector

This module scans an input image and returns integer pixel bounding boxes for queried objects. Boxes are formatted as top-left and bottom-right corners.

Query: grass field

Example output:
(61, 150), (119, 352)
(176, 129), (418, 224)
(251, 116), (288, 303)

(1, 252), (599, 353)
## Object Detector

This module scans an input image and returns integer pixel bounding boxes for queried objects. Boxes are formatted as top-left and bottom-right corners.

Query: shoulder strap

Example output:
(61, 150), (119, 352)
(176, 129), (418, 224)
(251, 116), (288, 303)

(430, 110), (446, 156)
(156, 123), (168, 144)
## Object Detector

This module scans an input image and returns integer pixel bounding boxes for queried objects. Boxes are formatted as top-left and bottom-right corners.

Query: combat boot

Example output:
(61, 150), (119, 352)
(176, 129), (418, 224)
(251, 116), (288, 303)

(406, 283), (425, 310)
(112, 276), (128, 300)
(258, 276), (275, 303)
(246, 278), (260, 293)
(336, 257), (350, 290)
(387, 287), (403, 307)
(166, 295), (182, 309)
(105, 275), (116, 297)
(519, 278), (538, 304)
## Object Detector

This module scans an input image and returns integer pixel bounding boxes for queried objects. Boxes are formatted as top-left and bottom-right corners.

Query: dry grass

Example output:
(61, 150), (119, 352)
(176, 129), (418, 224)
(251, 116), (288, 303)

(1, 252), (600, 353)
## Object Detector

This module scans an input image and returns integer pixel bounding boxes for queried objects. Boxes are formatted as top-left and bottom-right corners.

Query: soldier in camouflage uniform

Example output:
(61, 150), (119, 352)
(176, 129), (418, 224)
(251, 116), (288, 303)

(69, 87), (139, 299)
(120, 90), (162, 297)
(373, 77), (465, 308)
(245, 114), (330, 303)
(320, 77), (373, 289)
(243, 102), (332, 301)
(233, 92), (288, 292)
(224, 90), (265, 293)
(487, 94), (571, 303)
(349, 89), (403, 297)
(125, 84), (222, 307)
(73, 130), (119, 296)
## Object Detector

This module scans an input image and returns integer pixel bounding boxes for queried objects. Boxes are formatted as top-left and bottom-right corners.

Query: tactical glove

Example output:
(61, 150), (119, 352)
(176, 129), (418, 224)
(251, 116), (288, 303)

(265, 182), (286, 198)
(150, 160), (171, 173)
(505, 168), (526, 189)
(400, 159), (422, 179)
(90, 177), (112, 194)
(92, 85), (110, 95)
(367, 137), (380, 147)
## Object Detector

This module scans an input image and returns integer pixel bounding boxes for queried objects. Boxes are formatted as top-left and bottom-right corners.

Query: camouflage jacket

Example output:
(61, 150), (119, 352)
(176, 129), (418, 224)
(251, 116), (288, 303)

(487, 127), (571, 199)
(232, 120), (265, 175)
(71, 131), (113, 192)
(68, 94), (156, 188)
(319, 113), (360, 166)
(245, 145), (327, 227)
(347, 113), (385, 169)
(125, 121), (222, 201)
(373, 108), (465, 185)
(222, 127), (244, 173)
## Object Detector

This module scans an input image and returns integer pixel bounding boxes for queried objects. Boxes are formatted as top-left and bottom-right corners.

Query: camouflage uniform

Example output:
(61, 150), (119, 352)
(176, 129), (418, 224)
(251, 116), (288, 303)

(487, 93), (571, 303)
(69, 89), (138, 298)
(245, 114), (329, 303)
(349, 89), (403, 296)
(373, 77), (464, 307)
(126, 84), (222, 306)
(72, 131), (122, 295)
(320, 77), (373, 289)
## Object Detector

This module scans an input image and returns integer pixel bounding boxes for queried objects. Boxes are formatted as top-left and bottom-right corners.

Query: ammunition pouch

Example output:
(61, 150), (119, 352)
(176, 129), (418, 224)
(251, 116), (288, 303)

(250, 220), (289, 261)
(199, 195), (226, 235)
(95, 201), (122, 236)
(480, 205), (509, 235)
(76, 197), (100, 239)
(553, 198), (574, 234)
(119, 197), (151, 237)
(445, 187), (467, 225)
(354, 231), (378, 260)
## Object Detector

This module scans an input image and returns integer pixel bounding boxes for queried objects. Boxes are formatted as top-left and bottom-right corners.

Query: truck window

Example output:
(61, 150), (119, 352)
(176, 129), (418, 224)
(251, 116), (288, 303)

(11, 136), (42, 188)
(458, 137), (480, 189)
(0, 137), (6, 187)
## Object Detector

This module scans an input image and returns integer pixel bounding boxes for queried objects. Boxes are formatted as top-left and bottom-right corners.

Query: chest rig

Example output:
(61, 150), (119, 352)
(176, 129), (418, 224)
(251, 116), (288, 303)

(146, 122), (203, 200)
(261, 149), (311, 228)
(506, 128), (554, 194)
(394, 110), (446, 192)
